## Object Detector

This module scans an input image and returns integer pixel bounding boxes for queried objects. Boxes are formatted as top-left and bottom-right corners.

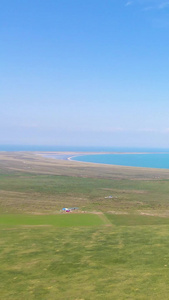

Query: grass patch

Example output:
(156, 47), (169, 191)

(1, 225), (169, 299)
(1, 173), (169, 213)
(106, 213), (169, 226)
(0, 214), (104, 227)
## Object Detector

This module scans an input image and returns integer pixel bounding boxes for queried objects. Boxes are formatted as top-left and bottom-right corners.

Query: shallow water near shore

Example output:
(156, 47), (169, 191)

(71, 153), (169, 169)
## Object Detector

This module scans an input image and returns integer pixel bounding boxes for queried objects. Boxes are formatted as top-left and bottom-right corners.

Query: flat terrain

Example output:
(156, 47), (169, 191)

(0, 213), (104, 227)
(1, 152), (169, 299)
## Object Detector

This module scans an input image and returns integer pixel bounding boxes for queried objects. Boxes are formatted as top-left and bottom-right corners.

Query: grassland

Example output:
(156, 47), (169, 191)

(1, 171), (169, 214)
(2, 222), (169, 299)
(1, 152), (169, 299)
(0, 213), (104, 227)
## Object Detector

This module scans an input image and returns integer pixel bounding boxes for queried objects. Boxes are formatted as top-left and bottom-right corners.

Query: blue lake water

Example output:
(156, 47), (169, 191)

(71, 153), (169, 169)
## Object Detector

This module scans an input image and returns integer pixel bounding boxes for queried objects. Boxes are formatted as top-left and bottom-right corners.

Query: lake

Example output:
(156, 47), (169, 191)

(71, 153), (169, 169)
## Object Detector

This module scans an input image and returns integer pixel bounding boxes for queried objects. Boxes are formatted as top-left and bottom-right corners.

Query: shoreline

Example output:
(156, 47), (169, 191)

(2, 151), (169, 179)
(41, 151), (169, 162)
(40, 151), (169, 170)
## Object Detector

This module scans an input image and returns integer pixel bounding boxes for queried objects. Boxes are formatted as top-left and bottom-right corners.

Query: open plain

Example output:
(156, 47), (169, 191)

(1, 152), (169, 299)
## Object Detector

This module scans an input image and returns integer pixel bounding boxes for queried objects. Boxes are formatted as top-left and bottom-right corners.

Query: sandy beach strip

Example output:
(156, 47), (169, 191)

(40, 151), (169, 162)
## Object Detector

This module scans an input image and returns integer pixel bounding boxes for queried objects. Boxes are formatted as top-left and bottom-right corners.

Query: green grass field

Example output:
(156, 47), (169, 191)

(0, 213), (104, 227)
(1, 172), (169, 214)
(106, 213), (169, 226)
(2, 220), (169, 299)
(1, 153), (169, 299)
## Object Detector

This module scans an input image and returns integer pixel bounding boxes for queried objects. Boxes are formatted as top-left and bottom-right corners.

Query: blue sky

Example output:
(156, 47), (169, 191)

(1, 0), (169, 147)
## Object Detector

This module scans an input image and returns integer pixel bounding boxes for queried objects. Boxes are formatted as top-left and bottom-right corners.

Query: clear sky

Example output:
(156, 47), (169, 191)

(1, 0), (169, 148)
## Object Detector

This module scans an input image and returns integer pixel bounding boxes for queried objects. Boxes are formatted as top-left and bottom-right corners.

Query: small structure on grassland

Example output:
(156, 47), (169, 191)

(62, 208), (70, 212)
(61, 207), (78, 213)
(105, 196), (113, 199)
